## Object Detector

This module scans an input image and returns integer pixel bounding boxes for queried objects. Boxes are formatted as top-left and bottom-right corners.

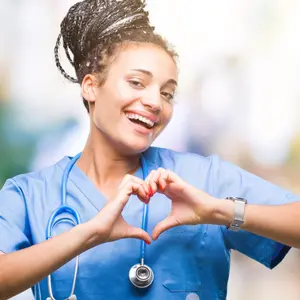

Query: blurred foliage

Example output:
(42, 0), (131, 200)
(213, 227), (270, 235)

(0, 101), (78, 188)
(0, 102), (36, 187)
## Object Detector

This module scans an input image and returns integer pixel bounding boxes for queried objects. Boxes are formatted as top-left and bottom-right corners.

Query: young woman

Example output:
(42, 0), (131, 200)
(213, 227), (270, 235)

(0, 1), (299, 299)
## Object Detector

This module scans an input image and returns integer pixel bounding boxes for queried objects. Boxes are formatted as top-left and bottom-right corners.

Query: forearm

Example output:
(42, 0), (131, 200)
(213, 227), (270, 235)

(0, 223), (94, 300)
(242, 202), (300, 248)
(212, 199), (300, 248)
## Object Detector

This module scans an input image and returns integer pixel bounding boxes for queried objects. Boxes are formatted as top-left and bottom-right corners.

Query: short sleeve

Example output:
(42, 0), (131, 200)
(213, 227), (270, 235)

(0, 179), (32, 253)
(211, 156), (299, 269)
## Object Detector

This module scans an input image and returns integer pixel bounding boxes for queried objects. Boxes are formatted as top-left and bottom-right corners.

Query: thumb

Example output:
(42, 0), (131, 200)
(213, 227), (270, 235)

(125, 225), (152, 245)
(152, 216), (179, 240)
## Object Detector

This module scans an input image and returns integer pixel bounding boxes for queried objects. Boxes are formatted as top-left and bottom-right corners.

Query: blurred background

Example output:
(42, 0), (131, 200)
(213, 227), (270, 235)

(1, 0), (300, 299)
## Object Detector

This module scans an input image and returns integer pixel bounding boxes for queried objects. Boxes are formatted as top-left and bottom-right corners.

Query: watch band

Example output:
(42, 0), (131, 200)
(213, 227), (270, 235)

(226, 197), (247, 231)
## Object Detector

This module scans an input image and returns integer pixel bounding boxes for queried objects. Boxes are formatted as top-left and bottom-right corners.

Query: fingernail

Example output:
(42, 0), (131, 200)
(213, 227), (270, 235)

(145, 241), (150, 245)
(149, 186), (153, 197)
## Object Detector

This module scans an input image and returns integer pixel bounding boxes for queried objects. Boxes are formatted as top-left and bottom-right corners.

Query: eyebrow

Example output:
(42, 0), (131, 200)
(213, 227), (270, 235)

(131, 68), (177, 86)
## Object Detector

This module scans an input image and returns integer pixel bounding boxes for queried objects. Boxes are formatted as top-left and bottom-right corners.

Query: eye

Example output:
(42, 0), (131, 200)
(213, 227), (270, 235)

(129, 79), (145, 89)
(161, 91), (174, 103)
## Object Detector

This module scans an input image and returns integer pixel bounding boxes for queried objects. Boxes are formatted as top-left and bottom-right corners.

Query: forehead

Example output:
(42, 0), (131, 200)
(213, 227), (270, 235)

(109, 44), (178, 81)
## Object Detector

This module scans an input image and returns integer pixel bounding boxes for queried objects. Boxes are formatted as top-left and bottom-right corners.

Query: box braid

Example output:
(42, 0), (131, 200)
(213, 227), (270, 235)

(54, 0), (177, 112)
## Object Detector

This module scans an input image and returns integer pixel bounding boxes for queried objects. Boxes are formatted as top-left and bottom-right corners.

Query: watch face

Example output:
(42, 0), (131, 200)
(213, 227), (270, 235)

(226, 197), (247, 203)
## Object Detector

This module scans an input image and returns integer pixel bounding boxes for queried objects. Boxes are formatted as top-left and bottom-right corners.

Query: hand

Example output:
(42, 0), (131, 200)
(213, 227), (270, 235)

(146, 168), (217, 240)
(84, 174), (151, 247)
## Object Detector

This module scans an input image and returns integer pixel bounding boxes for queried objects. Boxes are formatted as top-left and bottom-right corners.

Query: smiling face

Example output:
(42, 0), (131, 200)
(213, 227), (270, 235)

(82, 43), (178, 155)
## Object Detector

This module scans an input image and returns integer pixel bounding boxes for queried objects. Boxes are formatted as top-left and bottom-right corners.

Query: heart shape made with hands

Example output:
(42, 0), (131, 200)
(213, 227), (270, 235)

(90, 169), (216, 247)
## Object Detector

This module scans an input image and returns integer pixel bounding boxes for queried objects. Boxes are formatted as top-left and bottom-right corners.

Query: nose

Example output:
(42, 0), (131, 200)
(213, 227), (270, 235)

(140, 89), (162, 112)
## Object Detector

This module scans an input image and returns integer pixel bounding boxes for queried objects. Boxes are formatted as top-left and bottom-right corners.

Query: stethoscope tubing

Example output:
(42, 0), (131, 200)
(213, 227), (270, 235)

(44, 152), (150, 299)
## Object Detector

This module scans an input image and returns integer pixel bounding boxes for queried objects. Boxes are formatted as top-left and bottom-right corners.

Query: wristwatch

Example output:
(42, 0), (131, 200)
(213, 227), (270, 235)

(226, 197), (247, 231)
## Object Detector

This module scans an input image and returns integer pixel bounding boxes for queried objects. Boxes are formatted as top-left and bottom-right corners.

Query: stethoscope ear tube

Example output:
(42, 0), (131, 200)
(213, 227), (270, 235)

(46, 205), (81, 240)
(46, 216), (79, 300)
(46, 206), (80, 299)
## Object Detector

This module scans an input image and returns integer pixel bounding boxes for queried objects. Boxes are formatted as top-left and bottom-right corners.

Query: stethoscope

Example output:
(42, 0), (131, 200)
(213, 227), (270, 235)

(44, 152), (153, 300)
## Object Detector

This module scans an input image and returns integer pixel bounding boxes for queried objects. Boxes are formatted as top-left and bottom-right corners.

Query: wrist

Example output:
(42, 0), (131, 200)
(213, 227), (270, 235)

(71, 222), (102, 251)
(211, 198), (234, 226)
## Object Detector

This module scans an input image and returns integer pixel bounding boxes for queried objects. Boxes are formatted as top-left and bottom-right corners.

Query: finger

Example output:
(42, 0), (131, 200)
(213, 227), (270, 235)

(130, 178), (150, 197)
(113, 182), (145, 214)
(123, 181), (150, 205)
(149, 172), (160, 195)
(119, 174), (145, 191)
(125, 226), (152, 244)
(118, 175), (149, 198)
(156, 168), (169, 191)
(152, 216), (179, 240)
(128, 182), (151, 204)
(141, 182), (150, 198)
(159, 168), (182, 183)
(145, 170), (156, 184)
(146, 170), (160, 196)
(158, 169), (185, 194)
(145, 170), (156, 196)
(158, 177), (167, 192)
(136, 183), (150, 204)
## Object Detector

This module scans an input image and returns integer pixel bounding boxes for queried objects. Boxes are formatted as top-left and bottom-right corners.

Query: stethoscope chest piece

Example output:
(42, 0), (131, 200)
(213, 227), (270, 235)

(129, 262), (154, 288)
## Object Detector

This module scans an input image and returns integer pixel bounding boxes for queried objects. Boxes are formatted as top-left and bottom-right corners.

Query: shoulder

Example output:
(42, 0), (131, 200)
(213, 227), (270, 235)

(143, 147), (270, 194)
(146, 146), (262, 180)
(143, 147), (223, 190)
(1, 157), (68, 197)
(144, 146), (219, 170)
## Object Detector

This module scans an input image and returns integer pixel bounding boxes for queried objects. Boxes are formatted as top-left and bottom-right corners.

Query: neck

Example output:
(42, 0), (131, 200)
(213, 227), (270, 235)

(76, 127), (140, 198)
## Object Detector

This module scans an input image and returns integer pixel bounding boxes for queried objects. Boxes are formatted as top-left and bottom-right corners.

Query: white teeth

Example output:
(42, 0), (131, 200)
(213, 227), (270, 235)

(125, 113), (155, 128)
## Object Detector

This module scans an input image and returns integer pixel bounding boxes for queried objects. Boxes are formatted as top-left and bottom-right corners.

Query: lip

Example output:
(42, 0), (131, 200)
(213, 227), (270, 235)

(125, 110), (159, 124)
(125, 114), (154, 135)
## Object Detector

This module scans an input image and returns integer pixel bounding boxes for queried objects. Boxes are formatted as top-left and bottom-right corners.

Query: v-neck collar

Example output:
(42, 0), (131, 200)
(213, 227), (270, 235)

(55, 149), (158, 212)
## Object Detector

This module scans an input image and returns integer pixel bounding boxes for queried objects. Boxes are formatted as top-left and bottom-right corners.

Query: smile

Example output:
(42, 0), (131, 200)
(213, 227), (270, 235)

(125, 113), (155, 129)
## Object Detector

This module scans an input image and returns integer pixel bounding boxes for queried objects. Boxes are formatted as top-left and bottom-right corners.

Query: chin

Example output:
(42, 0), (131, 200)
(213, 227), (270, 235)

(119, 136), (153, 155)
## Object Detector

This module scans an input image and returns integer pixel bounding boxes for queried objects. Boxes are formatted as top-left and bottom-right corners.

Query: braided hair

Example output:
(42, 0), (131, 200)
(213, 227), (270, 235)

(54, 0), (177, 112)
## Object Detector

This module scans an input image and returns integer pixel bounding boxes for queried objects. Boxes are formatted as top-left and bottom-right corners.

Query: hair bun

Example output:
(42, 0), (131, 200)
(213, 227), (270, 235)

(56, 0), (153, 72)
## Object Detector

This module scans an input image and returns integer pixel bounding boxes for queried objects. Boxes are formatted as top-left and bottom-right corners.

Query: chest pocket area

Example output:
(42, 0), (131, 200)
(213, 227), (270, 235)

(155, 224), (207, 295)
(146, 195), (207, 294)
(163, 279), (201, 294)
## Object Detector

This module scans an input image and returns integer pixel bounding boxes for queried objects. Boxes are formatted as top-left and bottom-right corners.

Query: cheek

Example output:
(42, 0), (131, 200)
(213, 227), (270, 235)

(116, 81), (139, 106)
(93, 89), (126, 119)
(161, 104), (173, 125)
(91, 96), (114, 130)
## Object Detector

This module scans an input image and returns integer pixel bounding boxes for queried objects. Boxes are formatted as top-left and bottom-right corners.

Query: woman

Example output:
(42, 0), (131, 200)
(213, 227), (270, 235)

(0, 1), (299, 299)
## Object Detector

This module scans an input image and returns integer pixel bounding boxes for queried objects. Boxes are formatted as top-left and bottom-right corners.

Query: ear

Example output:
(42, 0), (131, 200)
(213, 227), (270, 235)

(81, 74), (98, 103)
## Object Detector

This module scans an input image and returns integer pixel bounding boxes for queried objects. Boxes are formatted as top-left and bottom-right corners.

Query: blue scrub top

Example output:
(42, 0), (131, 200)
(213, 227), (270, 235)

(0, 147), (296, 300)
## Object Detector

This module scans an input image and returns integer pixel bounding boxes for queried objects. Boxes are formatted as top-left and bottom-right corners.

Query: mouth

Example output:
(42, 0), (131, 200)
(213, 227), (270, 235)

(125, 112), (156, 130)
